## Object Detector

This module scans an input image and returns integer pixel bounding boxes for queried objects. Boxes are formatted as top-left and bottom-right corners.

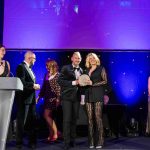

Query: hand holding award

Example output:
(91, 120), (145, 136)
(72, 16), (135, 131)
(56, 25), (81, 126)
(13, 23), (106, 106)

(78, 74), (92, 86)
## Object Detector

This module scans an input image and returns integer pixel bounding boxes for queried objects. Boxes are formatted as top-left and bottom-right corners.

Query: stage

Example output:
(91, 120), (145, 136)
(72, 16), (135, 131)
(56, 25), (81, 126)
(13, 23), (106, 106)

(6, 136), (150, 150)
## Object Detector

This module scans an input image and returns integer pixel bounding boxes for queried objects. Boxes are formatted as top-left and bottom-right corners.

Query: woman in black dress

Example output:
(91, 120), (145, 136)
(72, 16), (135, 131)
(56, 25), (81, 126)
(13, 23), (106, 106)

(84, 53), (107, 149)
(36, 59), (61, 141)
(0, 44), (10, 77)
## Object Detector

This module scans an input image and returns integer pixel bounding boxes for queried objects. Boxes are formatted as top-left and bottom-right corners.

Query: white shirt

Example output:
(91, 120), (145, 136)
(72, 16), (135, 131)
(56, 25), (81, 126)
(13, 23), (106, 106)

(72, 64), (81, 85)
(24, 61), (35, 81)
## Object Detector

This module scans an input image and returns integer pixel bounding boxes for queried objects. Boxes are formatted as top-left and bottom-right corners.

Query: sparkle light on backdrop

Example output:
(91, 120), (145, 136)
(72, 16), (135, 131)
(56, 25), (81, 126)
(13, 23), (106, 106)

(5, 51), (150, 106)
(107, 52), (149, 105)
(3, 0), (150, 49)
(3, 0), (150, 113)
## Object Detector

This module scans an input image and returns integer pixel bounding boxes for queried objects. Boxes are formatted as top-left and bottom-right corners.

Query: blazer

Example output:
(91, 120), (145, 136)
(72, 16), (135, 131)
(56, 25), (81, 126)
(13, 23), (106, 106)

(58, 64), (83, 101)
(15, 62), (36, 104)
(85, 65), (107, 102)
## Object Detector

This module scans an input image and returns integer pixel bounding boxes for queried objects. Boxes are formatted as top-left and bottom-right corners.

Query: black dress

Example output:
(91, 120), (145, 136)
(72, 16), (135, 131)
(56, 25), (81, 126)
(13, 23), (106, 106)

(85, 66), (106, 102)
(0, 61), (9, 77)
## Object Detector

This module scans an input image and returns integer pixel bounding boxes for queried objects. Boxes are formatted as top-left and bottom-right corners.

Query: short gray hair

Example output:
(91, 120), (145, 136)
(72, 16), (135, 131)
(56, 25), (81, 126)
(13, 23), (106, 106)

(24, 51), (35, 59)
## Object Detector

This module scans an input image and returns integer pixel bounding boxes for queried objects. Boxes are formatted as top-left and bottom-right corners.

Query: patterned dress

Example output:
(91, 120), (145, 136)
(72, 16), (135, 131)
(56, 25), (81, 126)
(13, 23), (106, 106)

(39, 73), (61, 110)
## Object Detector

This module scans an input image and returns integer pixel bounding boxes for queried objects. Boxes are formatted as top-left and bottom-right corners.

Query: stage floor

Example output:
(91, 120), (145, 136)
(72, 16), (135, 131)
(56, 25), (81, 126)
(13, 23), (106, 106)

(6, 136), (150, 150)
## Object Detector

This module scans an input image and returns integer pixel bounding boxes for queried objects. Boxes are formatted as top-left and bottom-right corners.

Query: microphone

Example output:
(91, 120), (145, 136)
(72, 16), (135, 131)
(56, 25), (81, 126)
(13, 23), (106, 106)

(9, 72), (14, 77)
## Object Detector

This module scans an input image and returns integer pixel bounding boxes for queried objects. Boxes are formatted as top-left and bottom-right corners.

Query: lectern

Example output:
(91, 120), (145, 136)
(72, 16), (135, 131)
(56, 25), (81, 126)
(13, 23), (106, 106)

(0, 77), (23, 150)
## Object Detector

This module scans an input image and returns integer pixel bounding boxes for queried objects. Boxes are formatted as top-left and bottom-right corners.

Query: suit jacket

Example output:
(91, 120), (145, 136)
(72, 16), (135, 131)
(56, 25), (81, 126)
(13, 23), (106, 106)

(58, 64), (83, 101)
(15, 62), (36, 104)
(84, 65), (107, 102)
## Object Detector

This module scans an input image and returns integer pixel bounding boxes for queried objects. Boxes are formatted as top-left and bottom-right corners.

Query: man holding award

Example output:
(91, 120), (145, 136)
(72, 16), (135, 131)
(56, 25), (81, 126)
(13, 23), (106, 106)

(58, 52), (84, 150)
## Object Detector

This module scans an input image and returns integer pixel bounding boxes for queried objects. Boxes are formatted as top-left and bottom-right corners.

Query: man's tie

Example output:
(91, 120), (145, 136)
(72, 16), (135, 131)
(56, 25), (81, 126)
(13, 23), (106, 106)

(73, 67), (80, 71)
(73, 67), (81, 79)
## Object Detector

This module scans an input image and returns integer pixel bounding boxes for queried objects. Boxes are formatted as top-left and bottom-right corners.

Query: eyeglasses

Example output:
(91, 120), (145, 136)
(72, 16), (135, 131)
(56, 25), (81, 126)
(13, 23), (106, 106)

(30, 57), (36, 60)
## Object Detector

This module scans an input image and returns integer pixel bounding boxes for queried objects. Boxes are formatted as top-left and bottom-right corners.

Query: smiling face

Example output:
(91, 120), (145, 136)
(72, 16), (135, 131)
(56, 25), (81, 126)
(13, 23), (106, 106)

(71, 52), (81, 67)
(0, 46), (6, 60)
(89, 55), (97, 66)
(85, 53), (100, 68)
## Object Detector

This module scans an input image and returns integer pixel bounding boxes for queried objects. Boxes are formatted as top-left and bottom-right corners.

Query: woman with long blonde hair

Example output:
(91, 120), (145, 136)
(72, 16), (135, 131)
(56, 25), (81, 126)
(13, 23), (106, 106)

(84, 53), (107, 149)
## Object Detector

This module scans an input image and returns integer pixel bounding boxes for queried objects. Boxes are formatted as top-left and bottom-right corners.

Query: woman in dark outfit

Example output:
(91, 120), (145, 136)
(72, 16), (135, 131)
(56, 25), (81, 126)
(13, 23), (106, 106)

(84, 53), (107, 149)
(0, 44), (10, 77)
(36, 59), (61, 142)
(0, 44), (11, 140)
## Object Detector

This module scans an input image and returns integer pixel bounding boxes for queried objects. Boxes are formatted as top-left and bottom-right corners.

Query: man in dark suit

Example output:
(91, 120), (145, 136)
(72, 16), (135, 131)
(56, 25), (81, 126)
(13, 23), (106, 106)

(15, 51), (40, 149)
(58, 52), (84, 150)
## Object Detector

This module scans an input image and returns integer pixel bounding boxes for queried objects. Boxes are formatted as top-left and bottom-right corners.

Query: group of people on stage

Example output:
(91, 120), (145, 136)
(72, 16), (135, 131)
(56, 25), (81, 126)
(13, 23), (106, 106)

(1, 44), (150, 150)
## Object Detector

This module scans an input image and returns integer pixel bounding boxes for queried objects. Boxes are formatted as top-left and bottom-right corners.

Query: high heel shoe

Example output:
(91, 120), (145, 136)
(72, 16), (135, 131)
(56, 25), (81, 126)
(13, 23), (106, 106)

(47, 136), (51, 142)
(47, 136), (58, 142)
(50, 134), (58, 141)
(57, 131), (62, 138)
(50, 137), (58, 142)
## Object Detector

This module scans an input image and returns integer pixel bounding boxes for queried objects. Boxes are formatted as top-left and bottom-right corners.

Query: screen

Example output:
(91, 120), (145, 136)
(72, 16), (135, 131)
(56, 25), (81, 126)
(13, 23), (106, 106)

(3, 0), (150, 50)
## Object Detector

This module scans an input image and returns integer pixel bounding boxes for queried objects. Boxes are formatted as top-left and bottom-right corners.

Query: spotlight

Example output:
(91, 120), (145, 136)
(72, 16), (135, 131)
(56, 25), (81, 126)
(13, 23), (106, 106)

(74, 5), (78, 14)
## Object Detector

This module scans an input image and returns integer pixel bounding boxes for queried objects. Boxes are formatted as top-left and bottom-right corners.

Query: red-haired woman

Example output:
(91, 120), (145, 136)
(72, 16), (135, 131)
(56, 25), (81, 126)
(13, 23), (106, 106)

(36, 59), (61, 141)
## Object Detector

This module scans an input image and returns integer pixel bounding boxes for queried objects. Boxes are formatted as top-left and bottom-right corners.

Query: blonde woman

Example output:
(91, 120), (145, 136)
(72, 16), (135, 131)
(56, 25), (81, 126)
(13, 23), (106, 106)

(37, 59), (61, 142)
(84, 53), (107, 149)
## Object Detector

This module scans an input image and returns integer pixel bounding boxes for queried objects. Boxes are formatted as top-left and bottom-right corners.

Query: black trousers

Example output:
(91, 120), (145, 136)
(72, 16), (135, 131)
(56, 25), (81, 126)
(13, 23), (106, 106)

(62, 100), (80, 145)
(16, 103), (37, 144)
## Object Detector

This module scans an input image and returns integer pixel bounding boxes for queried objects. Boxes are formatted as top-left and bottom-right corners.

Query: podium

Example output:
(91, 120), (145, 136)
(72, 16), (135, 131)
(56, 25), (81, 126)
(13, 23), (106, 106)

(0, 77), (23, 150)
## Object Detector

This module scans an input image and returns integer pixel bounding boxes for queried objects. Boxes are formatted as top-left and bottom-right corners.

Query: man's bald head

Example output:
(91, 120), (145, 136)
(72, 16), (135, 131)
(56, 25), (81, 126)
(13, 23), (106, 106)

(24, 51), (36, 66)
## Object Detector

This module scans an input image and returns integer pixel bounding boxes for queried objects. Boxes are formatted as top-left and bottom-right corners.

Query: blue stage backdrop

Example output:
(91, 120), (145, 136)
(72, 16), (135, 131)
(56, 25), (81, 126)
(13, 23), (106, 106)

(3, 0), (150, 50)
(5, 50), (150, 107)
